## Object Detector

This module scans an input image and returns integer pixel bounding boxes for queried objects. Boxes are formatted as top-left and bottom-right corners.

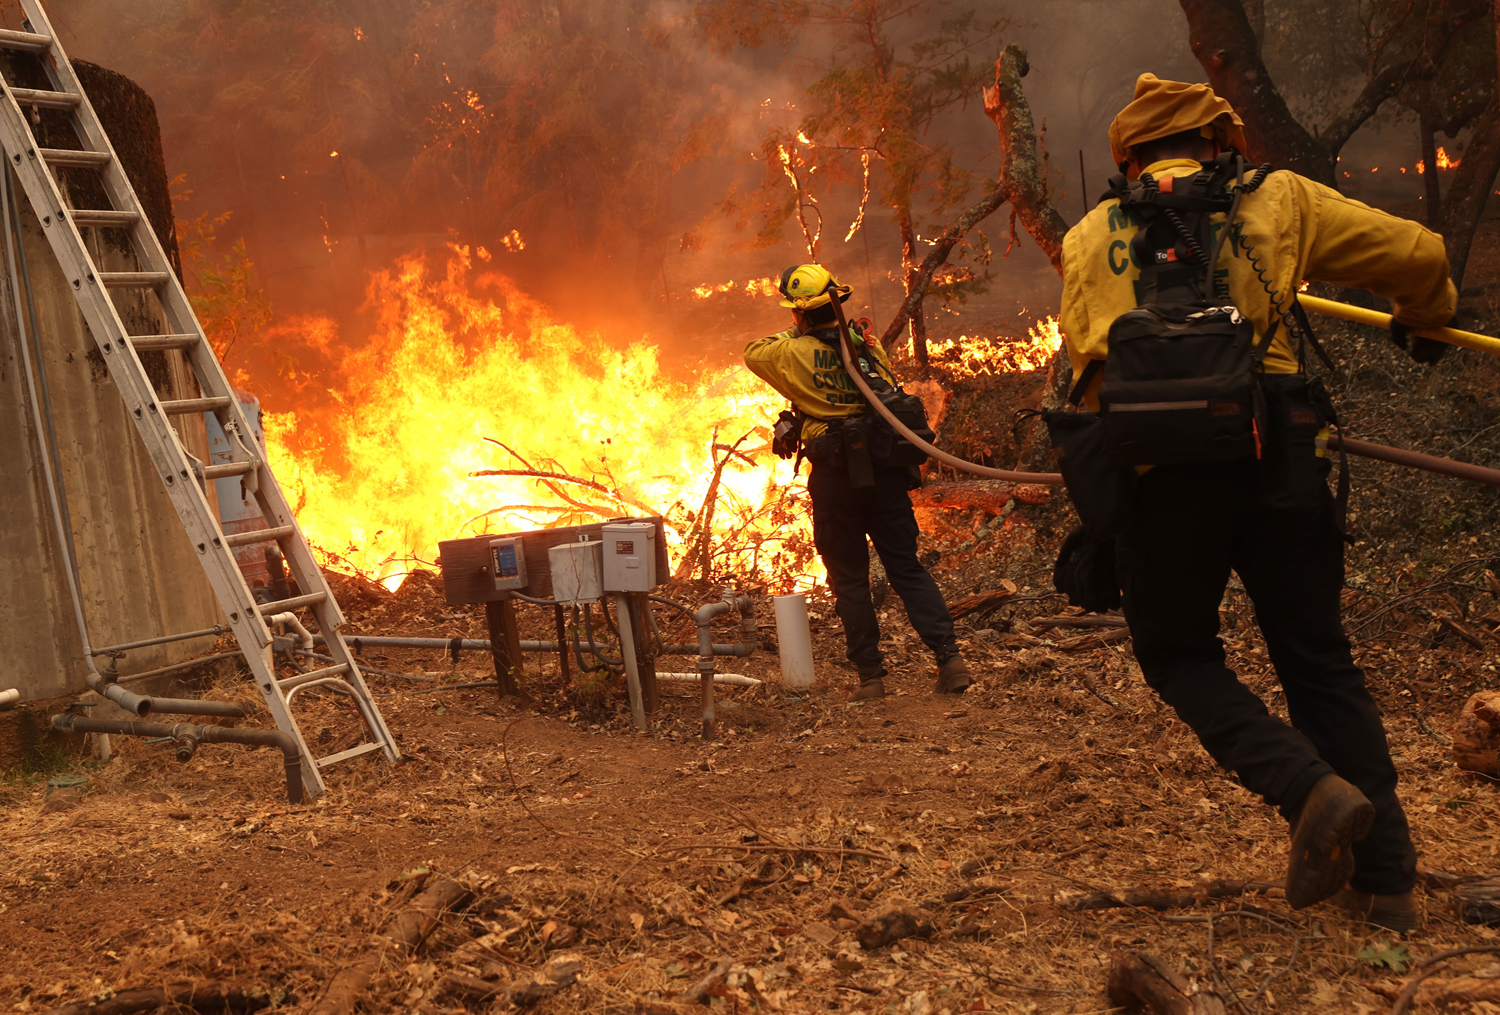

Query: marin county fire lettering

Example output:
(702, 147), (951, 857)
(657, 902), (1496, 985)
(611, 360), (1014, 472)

(810, 348), (865, 406)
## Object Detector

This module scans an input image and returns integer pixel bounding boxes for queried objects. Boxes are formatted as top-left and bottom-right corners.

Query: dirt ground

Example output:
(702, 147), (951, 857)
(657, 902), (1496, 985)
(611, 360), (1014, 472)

(3, 530), (1499, 1015)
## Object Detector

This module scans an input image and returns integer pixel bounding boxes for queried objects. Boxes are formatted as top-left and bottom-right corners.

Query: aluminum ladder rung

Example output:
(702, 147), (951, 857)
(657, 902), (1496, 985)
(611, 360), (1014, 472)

(202, 461), (256, 480)
(160, 395), (230, 415)
(317, 741), (384, 768)
(99, 271), (170, 288)
(10, 87), (80, 109)
(256, 592), (327, 614)
(0, 29), (50, 52)
(128, 333), (199, 351)
(225, 524), (293, 548)
(39, 147), (111, 167)
(278, 664), (351, 692)
(72, 209), (138, 228)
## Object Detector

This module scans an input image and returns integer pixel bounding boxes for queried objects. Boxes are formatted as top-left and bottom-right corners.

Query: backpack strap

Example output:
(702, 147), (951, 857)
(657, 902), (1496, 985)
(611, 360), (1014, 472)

(1068, 358), (1105, 406)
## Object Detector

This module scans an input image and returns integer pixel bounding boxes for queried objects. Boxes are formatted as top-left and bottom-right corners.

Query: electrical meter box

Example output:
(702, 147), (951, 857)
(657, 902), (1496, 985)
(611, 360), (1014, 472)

(548, 540), (604, 605)
(601, 522), (658, 592)
(488, 536), (529, 591)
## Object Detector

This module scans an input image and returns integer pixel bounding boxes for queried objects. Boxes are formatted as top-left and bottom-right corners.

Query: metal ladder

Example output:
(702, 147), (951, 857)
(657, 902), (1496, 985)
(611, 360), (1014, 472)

(0, 0), (398, 798)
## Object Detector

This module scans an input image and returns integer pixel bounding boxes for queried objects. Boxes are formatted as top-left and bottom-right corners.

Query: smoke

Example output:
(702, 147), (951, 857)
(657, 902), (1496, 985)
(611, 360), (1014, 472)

(36, 0), (1448, 396)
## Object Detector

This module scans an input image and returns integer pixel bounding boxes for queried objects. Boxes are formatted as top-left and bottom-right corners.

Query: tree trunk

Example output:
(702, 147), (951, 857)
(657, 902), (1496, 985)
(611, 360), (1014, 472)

(1177, 0), (1334, 183)
(1438, 99), (1500, 291)
(1420, 108), (1442, 229)
(895, 196), (928, 367)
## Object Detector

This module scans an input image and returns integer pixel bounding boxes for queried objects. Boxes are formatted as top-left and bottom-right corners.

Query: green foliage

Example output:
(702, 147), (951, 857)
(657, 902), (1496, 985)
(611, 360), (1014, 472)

(175, 180), (272, 367)
(1357, 941), (1412, 971)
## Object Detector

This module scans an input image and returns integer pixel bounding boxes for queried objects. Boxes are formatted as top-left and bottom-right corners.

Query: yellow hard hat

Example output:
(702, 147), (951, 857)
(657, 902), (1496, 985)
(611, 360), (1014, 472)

(1108, 73), (1245, 168)
(778, 263), (852, 310)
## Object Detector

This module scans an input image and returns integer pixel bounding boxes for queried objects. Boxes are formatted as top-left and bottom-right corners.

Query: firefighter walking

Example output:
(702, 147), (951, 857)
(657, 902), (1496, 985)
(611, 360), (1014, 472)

(745, 265), (971, 700)
(1059, 75), (1457, 931)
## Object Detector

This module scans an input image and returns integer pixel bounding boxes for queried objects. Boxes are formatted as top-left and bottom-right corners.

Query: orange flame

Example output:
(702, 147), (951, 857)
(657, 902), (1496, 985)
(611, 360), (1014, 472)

(691, 277), (778, 299)
(263, 248), (819, 591)
(912, 316), (1063, 376)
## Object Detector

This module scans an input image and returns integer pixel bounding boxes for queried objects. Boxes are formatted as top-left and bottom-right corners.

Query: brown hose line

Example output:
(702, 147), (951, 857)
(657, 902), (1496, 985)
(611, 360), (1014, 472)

(824, 298), (1500, 490)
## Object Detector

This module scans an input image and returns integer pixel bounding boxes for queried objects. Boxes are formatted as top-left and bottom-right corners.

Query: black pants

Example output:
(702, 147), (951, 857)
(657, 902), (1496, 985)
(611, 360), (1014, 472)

(809, 460), (958, 674)
(1118, 460), (1416, 895)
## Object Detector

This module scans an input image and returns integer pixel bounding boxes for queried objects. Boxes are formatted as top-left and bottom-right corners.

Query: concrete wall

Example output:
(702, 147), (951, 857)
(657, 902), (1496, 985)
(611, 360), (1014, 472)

(0, 66), (222, 705)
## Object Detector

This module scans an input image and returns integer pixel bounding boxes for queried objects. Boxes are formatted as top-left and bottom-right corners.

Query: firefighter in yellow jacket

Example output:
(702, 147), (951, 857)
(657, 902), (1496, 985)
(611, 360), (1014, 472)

(745, 265), (971, 700)
(1060, 74), (1458, 931)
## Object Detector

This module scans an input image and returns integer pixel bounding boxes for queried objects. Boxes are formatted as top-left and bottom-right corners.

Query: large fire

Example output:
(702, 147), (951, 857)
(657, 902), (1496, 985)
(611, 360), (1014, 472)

(263, 247), (817, 592)
(259, 250), (1058, 593)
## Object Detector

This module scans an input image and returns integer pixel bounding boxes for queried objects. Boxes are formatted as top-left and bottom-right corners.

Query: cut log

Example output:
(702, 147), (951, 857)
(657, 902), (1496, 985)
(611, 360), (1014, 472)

(946, 582), (1018, 620)
(1454, 876), (1500, 925)
(1453, 690), (1500, 777)
(44, 985), (272, 1015)
(1107, 951), (1227, 1015)
(382, 877), (474, 953)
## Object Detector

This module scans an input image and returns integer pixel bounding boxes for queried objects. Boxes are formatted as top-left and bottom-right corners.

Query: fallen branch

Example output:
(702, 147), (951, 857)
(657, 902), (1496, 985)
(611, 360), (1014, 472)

(382, 877), (475, 952)
(44, 985), (273, 1015)
(946, 582), (1019, 621)
(678, 957), (733, 1005)
(308, 961), (378, 1015)
(1107, 950), (1227, 1015)
(1060, 879), (1280, 913)
(1030, 613), (1128, 630)
(912, 479), (1051, 512)
(1054, 628), (1131, 652)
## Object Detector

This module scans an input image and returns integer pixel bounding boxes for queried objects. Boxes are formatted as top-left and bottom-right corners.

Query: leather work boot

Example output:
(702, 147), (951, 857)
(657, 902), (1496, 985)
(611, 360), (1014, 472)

(850, 677), (886, 701)
(934, 656), (972, 694)
(1334, 888), (1420, 933)
(1285, 774), (1376, 909)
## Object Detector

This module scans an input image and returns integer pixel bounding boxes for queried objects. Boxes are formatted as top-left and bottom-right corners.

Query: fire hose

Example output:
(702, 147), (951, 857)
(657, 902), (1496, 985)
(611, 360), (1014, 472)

(829, 295), (1500, 489)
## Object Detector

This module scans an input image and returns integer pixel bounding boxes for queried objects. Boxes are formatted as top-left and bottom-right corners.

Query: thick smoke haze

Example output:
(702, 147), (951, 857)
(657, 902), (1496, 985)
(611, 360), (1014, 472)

(28, 0), (1452, 398)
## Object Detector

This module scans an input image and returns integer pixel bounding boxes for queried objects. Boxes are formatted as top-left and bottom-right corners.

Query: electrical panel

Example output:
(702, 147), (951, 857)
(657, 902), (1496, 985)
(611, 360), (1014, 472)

(488, 535), (528, 591)
(601, 522), (658, 592)
(548, 540), (603, 605)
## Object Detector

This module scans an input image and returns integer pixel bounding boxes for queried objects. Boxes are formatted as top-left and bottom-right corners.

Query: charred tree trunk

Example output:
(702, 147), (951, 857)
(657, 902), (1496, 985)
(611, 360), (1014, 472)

(879, 46), (1067, 349)
(1177, 0), (1333, 183)
(1419, 106), (1442, 228)
(895, 192), (929, 368)
(1438, 100), (1500, 291)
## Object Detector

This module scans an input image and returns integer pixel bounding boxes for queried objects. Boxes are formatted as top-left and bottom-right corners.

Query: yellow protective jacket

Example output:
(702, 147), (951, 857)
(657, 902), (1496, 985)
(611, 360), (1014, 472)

(744, 325), (896, 440)
(1061, 158), (1458, 406)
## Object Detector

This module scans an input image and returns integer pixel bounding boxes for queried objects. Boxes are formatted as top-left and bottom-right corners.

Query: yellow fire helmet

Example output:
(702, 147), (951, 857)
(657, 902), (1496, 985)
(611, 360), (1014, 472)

(778, 263), (852, 310)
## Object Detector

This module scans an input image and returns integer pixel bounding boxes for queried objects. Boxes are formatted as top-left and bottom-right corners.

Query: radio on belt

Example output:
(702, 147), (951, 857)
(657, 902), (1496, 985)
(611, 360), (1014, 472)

(487, 535), (528, 591)
(601, 521), (657, 592)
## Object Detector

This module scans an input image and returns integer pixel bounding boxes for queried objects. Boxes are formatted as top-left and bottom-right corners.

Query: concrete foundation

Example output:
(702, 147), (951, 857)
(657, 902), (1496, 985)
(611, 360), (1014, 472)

(0, 63), (222, 710)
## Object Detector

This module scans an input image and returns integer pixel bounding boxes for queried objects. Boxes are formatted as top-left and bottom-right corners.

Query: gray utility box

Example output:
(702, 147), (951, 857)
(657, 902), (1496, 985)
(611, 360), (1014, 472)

(548, 540), (604, 605)
(602, 521), (658, 593)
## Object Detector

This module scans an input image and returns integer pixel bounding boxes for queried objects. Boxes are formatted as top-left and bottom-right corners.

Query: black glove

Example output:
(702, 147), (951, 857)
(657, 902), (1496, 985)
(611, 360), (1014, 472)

(1389, 317), (1452, 365)
(771, 410), (800, 459)
(1052, 527), (1121, 613)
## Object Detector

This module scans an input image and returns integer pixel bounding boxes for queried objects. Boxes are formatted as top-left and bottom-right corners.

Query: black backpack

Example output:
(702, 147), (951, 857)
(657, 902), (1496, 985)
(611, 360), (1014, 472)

(1096, 156), (1273, 465)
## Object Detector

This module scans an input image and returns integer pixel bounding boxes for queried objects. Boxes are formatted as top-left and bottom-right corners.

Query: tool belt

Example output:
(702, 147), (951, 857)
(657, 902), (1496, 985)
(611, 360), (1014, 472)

(803, 416), (922, 491)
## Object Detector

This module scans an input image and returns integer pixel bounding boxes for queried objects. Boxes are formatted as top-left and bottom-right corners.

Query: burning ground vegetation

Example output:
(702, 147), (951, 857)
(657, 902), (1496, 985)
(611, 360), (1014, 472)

(5, 280), (1500, 1012)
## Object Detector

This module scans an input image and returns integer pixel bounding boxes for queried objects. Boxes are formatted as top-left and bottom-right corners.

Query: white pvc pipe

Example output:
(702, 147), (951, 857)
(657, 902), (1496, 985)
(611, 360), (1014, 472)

(267, 612), (314, 651)
(655, 672), (762, 688)
(0, 688), (19, 709)
(772, 594), (816, 689)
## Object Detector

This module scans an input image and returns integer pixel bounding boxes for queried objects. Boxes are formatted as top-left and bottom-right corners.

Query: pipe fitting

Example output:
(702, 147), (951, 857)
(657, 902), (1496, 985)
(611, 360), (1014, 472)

(267, 611), (314, 651)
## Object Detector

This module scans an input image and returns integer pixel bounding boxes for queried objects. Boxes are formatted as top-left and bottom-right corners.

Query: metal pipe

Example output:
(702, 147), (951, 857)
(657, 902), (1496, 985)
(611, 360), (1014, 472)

(51, 713), (304, 803)
(693, 592), (757, 740)
(111, 650), (244, 685)
(142, 696), (250, 718)
(91, 626), (229, 656)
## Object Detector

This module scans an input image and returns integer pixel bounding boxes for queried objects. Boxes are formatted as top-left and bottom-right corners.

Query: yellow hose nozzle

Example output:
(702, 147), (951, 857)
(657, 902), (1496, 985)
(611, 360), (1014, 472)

(1299, 294), (1500, 358)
